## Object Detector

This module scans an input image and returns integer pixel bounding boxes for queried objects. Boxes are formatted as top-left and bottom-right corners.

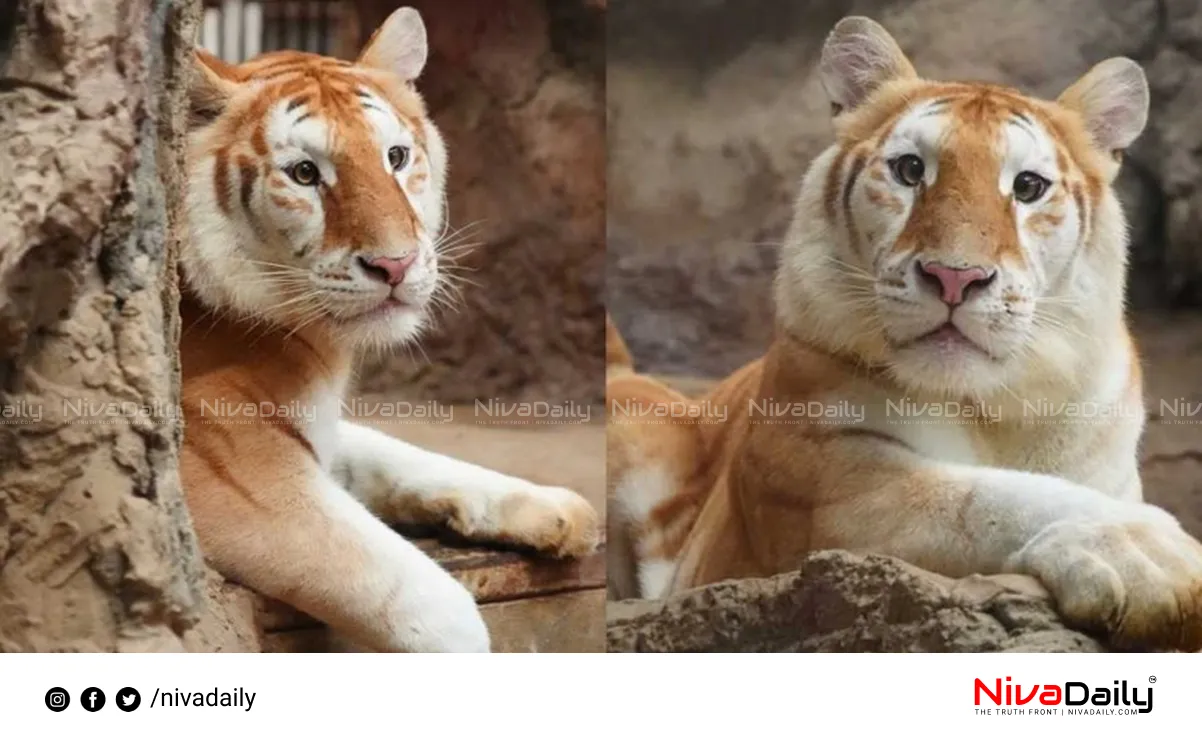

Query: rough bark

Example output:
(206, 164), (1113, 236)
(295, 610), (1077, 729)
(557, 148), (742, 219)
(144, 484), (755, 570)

(0, 0), (202, 651)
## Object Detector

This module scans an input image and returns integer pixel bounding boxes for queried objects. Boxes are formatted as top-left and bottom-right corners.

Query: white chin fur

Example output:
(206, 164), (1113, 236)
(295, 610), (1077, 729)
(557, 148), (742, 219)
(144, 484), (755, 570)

(336, 305), (430, 349)
(886, 345), (1012, 398)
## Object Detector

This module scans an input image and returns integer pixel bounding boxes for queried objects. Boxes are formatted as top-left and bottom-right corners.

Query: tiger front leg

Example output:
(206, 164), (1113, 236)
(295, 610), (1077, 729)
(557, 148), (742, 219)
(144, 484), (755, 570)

(739, 429), (1202, 651)
(333, 421), (600, 558)
(184, 446), (489, 652)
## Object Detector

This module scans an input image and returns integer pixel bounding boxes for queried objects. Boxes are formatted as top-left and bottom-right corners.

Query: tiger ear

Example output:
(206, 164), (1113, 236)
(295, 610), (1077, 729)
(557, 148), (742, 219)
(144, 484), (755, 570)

(357, 7), (428, 81)
(1057, 57), (1149, 154)
(189, 50), (239, 127)
(819, 16), (917, 117)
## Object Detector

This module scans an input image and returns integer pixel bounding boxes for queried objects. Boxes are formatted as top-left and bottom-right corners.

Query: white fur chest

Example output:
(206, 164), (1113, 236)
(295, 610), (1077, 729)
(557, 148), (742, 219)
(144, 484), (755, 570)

(862, 401), (982, 465)
(299, 383), (346, 470)
(822, 383), (983, 466)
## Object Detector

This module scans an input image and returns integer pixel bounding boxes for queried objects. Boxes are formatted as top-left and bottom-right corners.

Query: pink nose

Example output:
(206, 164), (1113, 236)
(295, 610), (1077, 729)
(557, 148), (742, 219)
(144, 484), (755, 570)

(917, 261), (997, 307)
(359, 254), (416, 286)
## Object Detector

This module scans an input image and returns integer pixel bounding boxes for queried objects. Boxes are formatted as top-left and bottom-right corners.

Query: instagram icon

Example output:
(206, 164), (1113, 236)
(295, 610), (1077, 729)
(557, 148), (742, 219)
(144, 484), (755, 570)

(44, 687), (69, 712)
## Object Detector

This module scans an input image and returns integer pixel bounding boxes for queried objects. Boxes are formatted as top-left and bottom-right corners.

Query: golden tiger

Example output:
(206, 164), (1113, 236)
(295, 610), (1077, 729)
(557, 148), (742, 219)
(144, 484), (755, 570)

(607, 17), (1202, 651)
(180, 7), (598, 652)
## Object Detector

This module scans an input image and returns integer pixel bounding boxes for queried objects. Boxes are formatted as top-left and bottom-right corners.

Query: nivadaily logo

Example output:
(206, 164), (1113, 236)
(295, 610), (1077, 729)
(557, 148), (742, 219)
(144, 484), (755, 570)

(974, 676), (1154, 716)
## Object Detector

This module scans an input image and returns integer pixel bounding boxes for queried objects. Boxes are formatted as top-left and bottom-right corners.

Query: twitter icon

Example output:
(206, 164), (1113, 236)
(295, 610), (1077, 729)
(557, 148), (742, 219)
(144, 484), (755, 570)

(116, 687), (141, 712)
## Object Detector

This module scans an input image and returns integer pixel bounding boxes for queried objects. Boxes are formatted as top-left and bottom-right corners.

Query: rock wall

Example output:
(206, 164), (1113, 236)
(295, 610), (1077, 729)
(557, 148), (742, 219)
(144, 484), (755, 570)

(353, 0), (606, 404)
(607, 551), (1103, 652)
(0, 0), (203, 651)
(608, 0), (1202, 377)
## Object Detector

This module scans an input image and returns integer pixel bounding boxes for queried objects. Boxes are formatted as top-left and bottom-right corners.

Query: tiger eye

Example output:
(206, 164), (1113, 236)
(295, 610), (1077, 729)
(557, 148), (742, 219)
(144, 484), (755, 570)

(889, 154), (925, 187)
(388, 145), (410, 171)
(1013, 171), (1050, 203)
(288, 160), (320, 186)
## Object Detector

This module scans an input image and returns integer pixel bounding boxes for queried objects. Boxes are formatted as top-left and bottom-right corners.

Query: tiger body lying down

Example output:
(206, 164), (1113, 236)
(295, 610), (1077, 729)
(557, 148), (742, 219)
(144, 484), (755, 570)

(180, 7), (598, 652)
(608, 17), (1202, 650)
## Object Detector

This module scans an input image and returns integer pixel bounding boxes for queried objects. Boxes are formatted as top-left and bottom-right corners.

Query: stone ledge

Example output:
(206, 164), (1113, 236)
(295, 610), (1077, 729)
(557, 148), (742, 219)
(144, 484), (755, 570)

(606, 550), (1103, 652)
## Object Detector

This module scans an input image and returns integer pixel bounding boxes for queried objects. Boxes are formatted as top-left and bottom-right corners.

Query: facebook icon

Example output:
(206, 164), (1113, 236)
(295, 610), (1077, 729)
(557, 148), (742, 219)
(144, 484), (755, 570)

(81, 687), (106, 712)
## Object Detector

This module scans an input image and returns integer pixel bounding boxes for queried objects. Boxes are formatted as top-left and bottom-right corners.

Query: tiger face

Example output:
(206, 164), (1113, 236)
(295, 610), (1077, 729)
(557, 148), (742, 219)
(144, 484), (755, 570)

(183, 8), (447, 347)
(778, 18), (1149, 398)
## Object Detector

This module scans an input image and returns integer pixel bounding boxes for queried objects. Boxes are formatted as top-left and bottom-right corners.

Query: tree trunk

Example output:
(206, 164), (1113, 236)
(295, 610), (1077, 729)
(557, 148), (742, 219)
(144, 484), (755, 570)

(0, 0), (202, 651)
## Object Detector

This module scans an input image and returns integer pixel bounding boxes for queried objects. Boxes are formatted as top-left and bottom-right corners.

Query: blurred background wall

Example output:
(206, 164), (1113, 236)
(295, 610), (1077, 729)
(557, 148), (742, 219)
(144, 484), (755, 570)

(200, 0), (605, 403)
(607, 0), (1202, 538)
(608, 0), (1202, 377)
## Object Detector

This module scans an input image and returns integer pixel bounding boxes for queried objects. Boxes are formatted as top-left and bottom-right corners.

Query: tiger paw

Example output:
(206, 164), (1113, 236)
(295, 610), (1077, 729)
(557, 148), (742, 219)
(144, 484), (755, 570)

(494, 486), (601, 559)
(1009, 515), (1202, 651)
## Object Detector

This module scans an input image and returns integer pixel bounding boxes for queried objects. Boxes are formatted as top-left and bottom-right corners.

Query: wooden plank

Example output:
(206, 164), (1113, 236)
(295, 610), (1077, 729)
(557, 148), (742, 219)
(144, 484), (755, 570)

(414, 538), (606, 604)
(261, 588), (607, 653)
(479, 589), (606, 653)
(245, 538), (606, 633)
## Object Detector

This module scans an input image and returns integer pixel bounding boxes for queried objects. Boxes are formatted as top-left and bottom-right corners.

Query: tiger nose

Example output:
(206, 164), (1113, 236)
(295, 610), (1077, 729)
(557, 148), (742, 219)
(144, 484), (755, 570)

(917, 261), (998, 307)
(358, 254), (416, 286)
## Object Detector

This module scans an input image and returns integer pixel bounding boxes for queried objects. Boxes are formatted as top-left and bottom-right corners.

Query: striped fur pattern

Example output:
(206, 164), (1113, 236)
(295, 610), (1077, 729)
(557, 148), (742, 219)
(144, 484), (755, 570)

(608, 17), (1202, 650)
(180, 8), (599, 652)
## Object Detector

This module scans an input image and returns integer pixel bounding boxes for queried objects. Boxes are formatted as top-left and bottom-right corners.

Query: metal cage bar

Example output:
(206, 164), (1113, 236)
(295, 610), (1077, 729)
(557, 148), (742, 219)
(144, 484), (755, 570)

(198, 0), (356, 63)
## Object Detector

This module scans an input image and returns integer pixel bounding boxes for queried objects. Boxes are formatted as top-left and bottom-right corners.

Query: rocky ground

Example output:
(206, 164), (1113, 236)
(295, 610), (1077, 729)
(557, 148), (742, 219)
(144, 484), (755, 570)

(608, 552), (1101, 653)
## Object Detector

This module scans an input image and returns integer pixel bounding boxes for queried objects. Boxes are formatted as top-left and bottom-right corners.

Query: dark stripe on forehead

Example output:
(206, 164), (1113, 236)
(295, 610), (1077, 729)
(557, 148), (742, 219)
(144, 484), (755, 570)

(1007, 112), (1033, 129)
(354, 75), (432, 152)
(286, 97), (308, 113)
(918, 98), (951, 118)
(258, 68), (307, 82)
(872, 93), (957, 148)
(842, 81), (1039, 145)
(1005, 115), (1040, 148)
